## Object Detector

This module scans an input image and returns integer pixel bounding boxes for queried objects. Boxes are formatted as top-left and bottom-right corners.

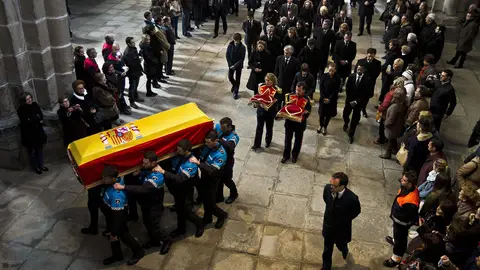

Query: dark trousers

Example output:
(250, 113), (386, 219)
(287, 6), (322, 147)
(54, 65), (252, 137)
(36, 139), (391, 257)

(385, 137), (398, 155)
(254, 110), (275, 147)
(245, 41), (255, 59)
(103, 208), (143, 255)
(359, 14), (372, 33)
(362, 100), (369, 115)
(166, 45), (174, 74)
(173, 188), (203, 231)
(432, 113), (443, 132)
(214, 10), (227, 35)
(320, 115), (331, 128)
(322, 234), (348, 270)
(201, 175), (227, 223)
(228, 68), (242, 94)
(128, 76), (140, 101)
(182, 9), (192, 35)
(343, 102), (362, 137)
(229, 0), (239, 14)
(450, 50), (467, 67)
(140, 202), (171, 244)
(283, 120), (305, 159)
(86, 185), (103, 229)
(216, 163), (238, 200)
(378, 119), (386, 143)
(193, 5), (203, 26)
(124, 174), (141, 219)
(27, 146), (44, 169)
(393, 222), (410, 258)
(171, 16), (179, 37)
(146, 76), (157, 94)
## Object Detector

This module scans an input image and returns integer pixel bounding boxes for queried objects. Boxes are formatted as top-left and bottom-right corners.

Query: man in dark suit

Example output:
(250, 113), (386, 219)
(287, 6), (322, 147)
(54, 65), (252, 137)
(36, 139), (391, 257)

(242, 11), (262, 59)
(334, 10), (353, 33)
(298, 38), (322, 89)
(333, 31), (357, 88)
(280, 0), (298, 17)
(343, 63), (373, 143)
(314, 19), (336, 78)
(261, 25), (283, 59)
(357, 0), (376, 36)
(322, 172), (361, 270)
(212, 0), (229, 38)
(274, 17), (289, 40)
(274, 45), (301, 103)
(354, 48), (381, 118)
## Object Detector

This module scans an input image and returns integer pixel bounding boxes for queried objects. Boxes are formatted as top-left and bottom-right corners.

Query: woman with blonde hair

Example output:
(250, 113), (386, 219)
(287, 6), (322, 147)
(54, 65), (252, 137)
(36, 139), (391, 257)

(251, 73), (282, 150)
(335, 22), (349, 40)
(246, 40), (273, 93)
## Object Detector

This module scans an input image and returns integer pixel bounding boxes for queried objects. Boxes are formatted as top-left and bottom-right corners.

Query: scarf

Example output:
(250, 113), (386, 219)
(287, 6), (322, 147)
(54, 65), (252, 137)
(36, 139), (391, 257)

(73, 89), (88, 100)
(426, 170), (438, 182)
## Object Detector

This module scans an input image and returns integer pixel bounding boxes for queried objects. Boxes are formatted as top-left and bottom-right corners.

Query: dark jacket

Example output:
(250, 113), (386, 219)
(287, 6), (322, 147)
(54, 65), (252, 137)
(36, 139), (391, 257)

(280, 3), (298, 17)
(213, 0), (229, 12)
(298, 7), (315, 26)
(17, 102), (47, 148)
(226, 41), (246, 70)
(92, 82), (119, 121)
(70, 91), (99, 134)
(429, 80), (457, 117)
(122, 46), (143, 78)
(291, 72), (315, 96)
(246, 50), (273, 91)
(357, 0), (376, 16)
(397, 23), (412, 45)
(274, 23), (289, 39)
(333, 40), (357, 78)
(180, 0), (192, 10)
(345, 72), (374, 106)
(282, 35), (302, 57)
(298, 45), (322, 75)
(74, 56), (87, 82)
(456, 19), (479, 53)
(383, 23), (401, 47)
(313, 14), (332, 29)
(419, 22), (437, 52)
(139, 42), (160, 77)
(274, 55), (301, 98)
(322, 185), (361, 243)
(262, 9), (279, 27)
(428, 32), (445, 63)
(260, 34), (283, 58)
(314, 28), (336, 63)
(391, 186), (419, 226)
(57, 106), (87, 146)
(318, 73), (341, 117)
(355, 57), (381, 82)
(242, 19), (262, 45)
(405, 133), (433, 174)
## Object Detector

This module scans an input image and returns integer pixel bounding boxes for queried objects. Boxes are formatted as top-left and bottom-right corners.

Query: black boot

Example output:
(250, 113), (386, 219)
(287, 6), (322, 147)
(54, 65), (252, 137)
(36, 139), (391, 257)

(127, 248), (145, 266)
(103, 241), (123, 265)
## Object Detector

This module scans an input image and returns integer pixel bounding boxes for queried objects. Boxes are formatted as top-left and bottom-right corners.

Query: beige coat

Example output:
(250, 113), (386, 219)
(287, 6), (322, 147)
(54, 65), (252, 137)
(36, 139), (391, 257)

(152, 27), (171, 63)
(384, 102), (407, 139)
(456, 156), (480, 189)
(92, 83), (119, 121)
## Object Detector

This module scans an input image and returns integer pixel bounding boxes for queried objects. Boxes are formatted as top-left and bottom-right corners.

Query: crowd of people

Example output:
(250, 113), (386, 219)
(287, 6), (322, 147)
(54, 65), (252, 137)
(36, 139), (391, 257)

(13, 0), (480, 268)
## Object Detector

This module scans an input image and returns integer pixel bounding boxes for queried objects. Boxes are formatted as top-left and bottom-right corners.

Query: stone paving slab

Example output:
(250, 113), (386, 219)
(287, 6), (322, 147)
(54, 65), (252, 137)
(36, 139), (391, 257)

(218, 219), (263, 254)
(268, 194), (308, 229)
(0, 214), (57, 247)
(211, 250), (257, 270)
(0, 243), (32, 270)
(37, 221), (85, 254)
(259, 226), (304, 262)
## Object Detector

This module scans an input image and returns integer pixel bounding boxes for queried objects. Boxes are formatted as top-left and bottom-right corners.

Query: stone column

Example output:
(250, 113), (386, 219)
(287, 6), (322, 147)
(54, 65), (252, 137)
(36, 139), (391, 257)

(443, 0), (459, 15)
(0, 0), (73, 169)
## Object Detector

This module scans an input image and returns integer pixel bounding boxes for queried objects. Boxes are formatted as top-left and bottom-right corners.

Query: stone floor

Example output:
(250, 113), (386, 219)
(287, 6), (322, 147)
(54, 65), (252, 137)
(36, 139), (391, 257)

(1, 0), (479, 269)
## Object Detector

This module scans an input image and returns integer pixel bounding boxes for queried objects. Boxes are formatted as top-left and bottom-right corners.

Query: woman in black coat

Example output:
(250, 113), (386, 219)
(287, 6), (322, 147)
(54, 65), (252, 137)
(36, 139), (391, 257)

(317, 63), (341, 135)
(70, 79), (100, 135)
(428, 24), (446, 64)
(74, 46), (86, 82)
(57, 96), (88, 147)
(246, 40), (273, 94)
(298, 0), (315, 37)
(139, 34), (160, 97)
(17, 92), (48, 174)
(283, 27), (303, 57)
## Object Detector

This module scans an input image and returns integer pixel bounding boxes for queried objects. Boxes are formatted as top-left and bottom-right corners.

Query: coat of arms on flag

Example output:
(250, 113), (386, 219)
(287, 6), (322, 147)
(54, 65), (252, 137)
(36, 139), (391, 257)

(99, 124), (142, 148)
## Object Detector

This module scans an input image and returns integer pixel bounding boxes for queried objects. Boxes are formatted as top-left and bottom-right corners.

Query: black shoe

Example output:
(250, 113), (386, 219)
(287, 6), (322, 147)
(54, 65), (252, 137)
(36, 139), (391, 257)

(383, 259), (400, 268)
(39, 165), (49, 172)
(349, 136), (354, 144)
(363, 112), (368, 118)
(158, 79), (168, 83)
(121, 109), (132, 115)
(216, 196), (225, 203)
(159, 240), (172, 255)
(317, 127), (323, 134)
(265, 142), (271, 148)
(176, 36), (181, 39)
(379, 153), (391, 159)
(160, 75), (169, 79)
(385, 236), (394, 246)
(103, 241), (123, 265)
(126, 250), (145, 266)
(367, 29), (371, 35)
(130, 102), (139, 109)
(233, 93), (239, 100)
(230, 86), (235, 92)
(281, 157), (289, 163)
(342, 248), (349, 259)
(184, 32), (192, 37)
(223, 30), (227, 35)
(213, 34), (218, 38)
(102, 230), (110, 237)
(446, 60), (455, 65)
(215, 213), (228, 229)
(134, 97), (145, 102)
(225, 193), (238, 204)
(292, 156), (298, 163)
(35, 168), (42, 174)
(152, 82), (161, 88)
(251, 145), (260, 150)
(103, 255), (123, 265)
(195, 226), (205, 237)
(146, 92), (158, 97)
(81, 227), (98, 235)
(170, 229), (187, 238)
(357, 32), (363, 36)
(323, 128), (327, 136)
(343, 124), (348, 132)
(454, 65), (463, 69)
(188, 27), (194, 31)
(166, 71), (176, 76)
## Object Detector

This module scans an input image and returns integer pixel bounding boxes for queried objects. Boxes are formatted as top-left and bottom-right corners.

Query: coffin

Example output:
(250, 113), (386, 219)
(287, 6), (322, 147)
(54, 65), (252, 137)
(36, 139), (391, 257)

(68, 103), (213, 189)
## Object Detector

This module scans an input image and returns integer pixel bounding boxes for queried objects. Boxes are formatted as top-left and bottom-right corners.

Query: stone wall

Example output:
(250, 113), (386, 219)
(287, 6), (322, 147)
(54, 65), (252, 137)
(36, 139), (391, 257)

(0, 0), (73, 169)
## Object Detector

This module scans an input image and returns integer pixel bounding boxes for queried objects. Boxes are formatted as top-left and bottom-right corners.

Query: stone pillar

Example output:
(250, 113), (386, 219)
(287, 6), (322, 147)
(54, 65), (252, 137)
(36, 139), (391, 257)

(443, 0), (459, 15)
(0, 0), (73, 169)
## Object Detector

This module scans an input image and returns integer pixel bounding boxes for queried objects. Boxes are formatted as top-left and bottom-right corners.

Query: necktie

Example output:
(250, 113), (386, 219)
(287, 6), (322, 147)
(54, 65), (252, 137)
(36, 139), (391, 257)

(345, 41), (349, 47)
(356, 76), (361, 86)
(288, 4), (291, 9)
(285, 58), (289, 66)
(269, 36), (272, 41)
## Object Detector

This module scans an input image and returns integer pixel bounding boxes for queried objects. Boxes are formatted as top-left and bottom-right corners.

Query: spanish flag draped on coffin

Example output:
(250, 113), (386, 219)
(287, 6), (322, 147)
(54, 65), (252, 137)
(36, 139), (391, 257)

(68, 103), (213, 189)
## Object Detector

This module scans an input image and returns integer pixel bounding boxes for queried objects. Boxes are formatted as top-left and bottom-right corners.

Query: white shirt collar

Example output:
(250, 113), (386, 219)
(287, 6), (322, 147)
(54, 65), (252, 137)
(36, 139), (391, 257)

(332, 188), (346, 198)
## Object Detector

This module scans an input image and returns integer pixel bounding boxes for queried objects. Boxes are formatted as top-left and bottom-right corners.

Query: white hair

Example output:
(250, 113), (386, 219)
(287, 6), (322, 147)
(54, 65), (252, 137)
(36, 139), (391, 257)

(284, 45), (294, 53)
(407, 33), (417, 42)
(426, 13), (436, 21)
(391, 15), (400, 24)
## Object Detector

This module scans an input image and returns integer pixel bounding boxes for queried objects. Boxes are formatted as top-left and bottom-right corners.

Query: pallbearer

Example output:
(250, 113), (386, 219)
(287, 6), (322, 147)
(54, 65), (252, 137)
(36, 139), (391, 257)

(215, 117), (239, 204)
